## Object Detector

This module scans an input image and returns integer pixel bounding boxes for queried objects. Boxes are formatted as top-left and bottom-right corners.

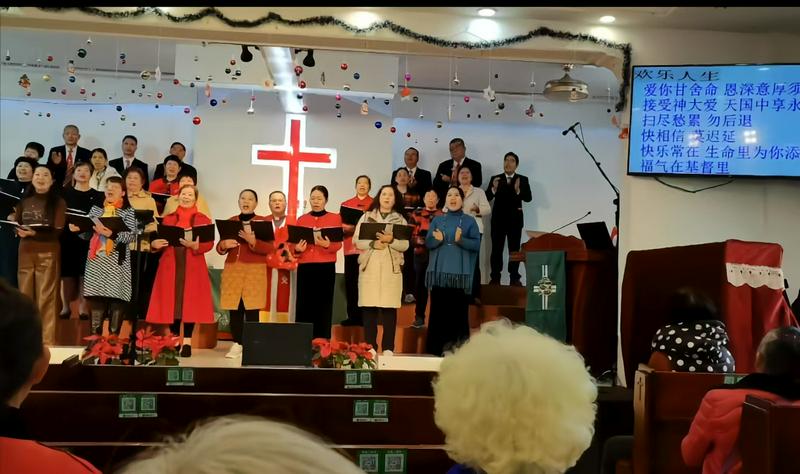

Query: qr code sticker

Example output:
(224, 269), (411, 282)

(121, 397), (136, 412)
(359, 453), (380, 473)
(354, 401), (370, 417)
(372, 401), (388, 417)
(140, 396), (156, 412)
(385, 453), (405, 472)
(345, 372), (359, 385)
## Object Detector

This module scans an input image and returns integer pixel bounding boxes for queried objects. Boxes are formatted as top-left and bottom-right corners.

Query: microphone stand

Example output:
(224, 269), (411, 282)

(566, 125), (621, 233)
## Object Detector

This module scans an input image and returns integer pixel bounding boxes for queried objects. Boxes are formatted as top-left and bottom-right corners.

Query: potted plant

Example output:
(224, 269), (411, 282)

(81, 334), (130, 365)
(133, 327), (182, 366)
(311, 338), (377, 369)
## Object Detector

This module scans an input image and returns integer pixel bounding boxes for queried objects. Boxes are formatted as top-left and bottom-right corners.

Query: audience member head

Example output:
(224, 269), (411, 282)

(124, 166), (147, 194)
(90, 148), (109, 172)
(13, 157), (37, 183)
(170, 142), (187, 160)
(122, 135), (138, 158)
(449, 138), (466, 161)
(354, 175), (371, 197)
(394, 167), (410, 188)
(163, 155), (183, 180)
(70, 161), (93, 188)
(309, 185), (328, 212)
(504, 152), (519, 174)
(457, 167), (473, 187)
(367, 185), (403, 214)
(444, 186), (465, 212)
(0, 280), (50, 408)
(755, 326), (800, 378)
(403, 147), (420, 169)
(667, 287), (718, 325)
(178, 185), (198, 209)
(24, 142), (45, 160)
(117, 416), (363, 474)
(423, 189), (439, 210)
(62, 124), (80, 146)
(433, 320), (597, 474)
(177, 172), (196, 189)
(238, 189), (258, 214)
(268, 191), (287, 217)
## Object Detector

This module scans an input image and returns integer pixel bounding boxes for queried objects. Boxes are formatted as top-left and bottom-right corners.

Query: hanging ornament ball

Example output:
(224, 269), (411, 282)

(494, 73), (499, 79)
(343, 84), (351, 91)
(195, 75), (201, 81)
(190, 82), (195, 88)
(207, 75), (213, 82)
(390, 126), (396, 133)
(37, 112), (42, 117)
(406, 132), (411, 138)
(100, 121), (105, 126)
(121, 59), (127, 65)
(294, 65), (303, 76)
(60, 89), (67, 95)
(498, 102), (505, 110)
(130, 89), (136, 94)
(412, 96), (419, 103)
(296, 93), (304, 100)
(383, 99), (390, 105)
(353, 72), (360, 80)
(77, 48), (87, 58)
(478, 114), (482, 119)
(336, 111), (342, 118)
(132, 122), (136, 127)
(140, 70), (151, 80)
(91, 92), (96, 97)
(335, 93), (342, 101)
(91, 78), (96, 84)
(193, 56), (199, 62)
(225, 67), (231, 74)
(434, 138), (439, 143)
(4, 51), (9, 61)
(230, 58), (236, 66)
(86, 37), (92, 45)
(494, 109), (501, 116)
(374, 121), (382, 129)
(419, 114), (424, 119)
(68, 75), (76, 83)
(47, 55), (54, 62)
(154, 104), (159, 109)
(184, 107), (191, 114)
(299, 80), (307, 89)
(114, 105), (122, 112)
(42, 74), (51, 82)
(141, 83), (146, 89)
(46, 113), (52, 118)
(25, 91), (31, 97)
(23, 109), (30, 116)
(156, 91), (163, 99)
(89, 108), (93, 113)
(340, 63), (348, 70)
(120, 114), (126, 121)
(234, 70), (241, 77)
(173, 78), (180, 85)
(302, 105), (309, 112)
(404, 73), (412, 82)
(464, 96), (470, 103)
(389, 82), (396, 89)
(400, 87), (411, 97)
(192, 116), (201, 125)
(436, 121), (443, 128)
(210, 99), (218, 106)
(335, 103), (341, 109)
(539, 112), (544, 117)
(119, 52), (126, 60)
(79, 87), (86, 95)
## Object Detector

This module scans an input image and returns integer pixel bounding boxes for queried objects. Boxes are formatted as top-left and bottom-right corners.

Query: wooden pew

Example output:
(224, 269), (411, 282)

(740, 395), (800, 474)
(633, 367), (745, 474)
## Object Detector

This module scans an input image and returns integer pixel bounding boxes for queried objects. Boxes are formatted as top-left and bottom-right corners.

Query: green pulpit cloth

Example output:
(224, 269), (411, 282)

(525, 251), (566, 341)
(208, 267), (230, 333)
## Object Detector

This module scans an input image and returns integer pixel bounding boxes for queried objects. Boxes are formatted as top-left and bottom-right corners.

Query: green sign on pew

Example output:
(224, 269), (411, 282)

(352, 399), (389, 422)
(118, 394), (158, 418)
(345, 370), (373, 389)
(357, 449), (408, 473)
(166, 367), (196, 386)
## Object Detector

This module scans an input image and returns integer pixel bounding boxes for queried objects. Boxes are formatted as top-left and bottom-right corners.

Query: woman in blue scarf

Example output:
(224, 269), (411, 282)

(425, 186), (480, 356)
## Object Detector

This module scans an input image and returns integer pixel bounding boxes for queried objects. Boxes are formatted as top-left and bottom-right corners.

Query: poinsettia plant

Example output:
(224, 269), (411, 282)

(81, 334), (130, 365)
(134, 327), (182, 366)
(312, 338), (377, 369)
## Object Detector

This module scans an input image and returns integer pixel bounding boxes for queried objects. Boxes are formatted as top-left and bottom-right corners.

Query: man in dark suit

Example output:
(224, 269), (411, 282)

(390, 147), (432, 195)
(109, 135), (149, 189)
(486, 152), (532, 286)
(46, 124), (92, 186)
(152, 142), (197, 182)
(432, 138), (482, 203)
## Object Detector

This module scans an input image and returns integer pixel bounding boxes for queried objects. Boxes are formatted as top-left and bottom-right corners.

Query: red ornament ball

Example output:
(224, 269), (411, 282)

(302, 105), (309, 112)
(47, 55), (53, 62)
(335, 93), (342, 101)
(91, 92), (96, 97)
(192, 116), (201, 125)
(230, 59), (236, 66)
(173, 78), (180, 85)
(390, 127), (396, 133)
(156, 92), (163, 99)
(79, 88), (86, 95)
(294, 65), (303, 76)
(299, 80), (306, 89)
(60, 89), (67, 95)
(464, 96), (470, 103)
(340, 63), (348, 71)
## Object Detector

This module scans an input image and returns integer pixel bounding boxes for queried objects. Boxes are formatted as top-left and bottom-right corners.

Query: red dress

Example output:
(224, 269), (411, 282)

(341, 195), (373, 256)
(146, 206), (215, 324)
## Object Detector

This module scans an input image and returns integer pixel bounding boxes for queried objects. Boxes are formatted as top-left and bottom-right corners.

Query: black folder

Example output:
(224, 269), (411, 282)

(250, 220), (275, 241)
(150, 192), (171, 205)
(216, 220), (276, 243)
(287, 225), (344, 244)
(0, 178), (23, 196)
(357, 222), (414, 241)
(66, 214), (130, 234)
(339, 206), (365, 226)
(156, 224), (186, 247)
(65, 213), (95, 233)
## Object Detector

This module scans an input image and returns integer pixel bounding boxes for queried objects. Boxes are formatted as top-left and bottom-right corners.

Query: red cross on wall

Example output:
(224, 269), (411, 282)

(252, 114), (337, 222)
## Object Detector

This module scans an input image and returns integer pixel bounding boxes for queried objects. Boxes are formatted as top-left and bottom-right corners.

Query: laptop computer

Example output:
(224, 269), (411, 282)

(241, 322), (314, 367)
(577, 221), (615, 250)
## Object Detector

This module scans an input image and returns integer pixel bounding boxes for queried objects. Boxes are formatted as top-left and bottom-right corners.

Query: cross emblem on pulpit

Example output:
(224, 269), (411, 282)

(252, 114), (337, 221)
(533, 264), (557, 310)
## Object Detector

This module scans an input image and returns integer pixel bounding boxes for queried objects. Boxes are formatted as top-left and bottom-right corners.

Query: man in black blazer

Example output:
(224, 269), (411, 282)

(432, 138), (482, 203)
(390, 147), (432, 195)
(486, 152), (532, 286)
(46, 124), (93, 186)
(152, 142), (197, 182)
(109, 135), (150, 189)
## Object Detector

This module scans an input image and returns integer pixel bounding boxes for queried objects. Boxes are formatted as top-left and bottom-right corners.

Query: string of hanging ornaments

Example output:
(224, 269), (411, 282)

(10, 7), (633, 112)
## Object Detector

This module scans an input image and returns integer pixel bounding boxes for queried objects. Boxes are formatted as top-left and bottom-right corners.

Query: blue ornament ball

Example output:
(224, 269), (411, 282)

(353, 72), (361, 80)
(210, 99), (218, 106)
(374, 121), (382, 129)
(49, 86), (56, 93)
(116, 105), (123, 112)
(68, 75), (76, 83)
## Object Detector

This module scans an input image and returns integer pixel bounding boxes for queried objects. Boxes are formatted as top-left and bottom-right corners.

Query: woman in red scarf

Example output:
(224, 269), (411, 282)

(146, 185), (214, 357)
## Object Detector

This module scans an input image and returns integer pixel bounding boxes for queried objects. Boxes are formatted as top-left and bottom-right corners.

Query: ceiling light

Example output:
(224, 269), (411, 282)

(599, 15), (616, 24)
(468, 19), (500, 40)
(478, 8), (496, 17)
(543, 64), (589, 102)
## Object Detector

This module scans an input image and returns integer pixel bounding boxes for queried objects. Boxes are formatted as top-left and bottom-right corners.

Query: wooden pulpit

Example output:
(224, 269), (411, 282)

(511, 233), (618, 376)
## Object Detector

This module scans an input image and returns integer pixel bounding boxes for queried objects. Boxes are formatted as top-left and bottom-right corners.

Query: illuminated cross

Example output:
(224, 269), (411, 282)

(533, 264), (557, 310)
(252, 114), (337, 222)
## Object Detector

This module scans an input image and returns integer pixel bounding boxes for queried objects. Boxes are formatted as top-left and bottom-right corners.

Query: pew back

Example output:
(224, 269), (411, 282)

(740, 395), (800, 474)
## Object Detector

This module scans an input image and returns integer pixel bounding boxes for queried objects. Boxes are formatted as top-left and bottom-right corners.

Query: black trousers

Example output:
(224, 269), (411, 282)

(130, 250), (159, 320)
(490, 219), (523, 282)
(401, 246), (415, 296)
(413, 253), (429, 321)
(343, 254), (362, 324)
(471, 234), (483, 299)
(229, 298), (260, 344)
(362, 307), (397, 352)
(295, 262), (336, 339)
(425, 286), (470, 356)
(169, 321), (195, 339)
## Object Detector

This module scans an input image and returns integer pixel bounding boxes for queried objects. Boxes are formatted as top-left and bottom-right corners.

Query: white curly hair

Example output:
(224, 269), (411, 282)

(433, 320), (598, 474)
(117, 416), (364, 474)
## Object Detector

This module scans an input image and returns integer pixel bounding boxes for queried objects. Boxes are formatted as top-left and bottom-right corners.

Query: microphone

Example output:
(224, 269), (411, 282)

(548, 211), (591, 234)
(562, 122), (580, 136)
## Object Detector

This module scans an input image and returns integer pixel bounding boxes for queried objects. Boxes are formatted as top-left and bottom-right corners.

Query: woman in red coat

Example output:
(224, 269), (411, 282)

(146, 185), (214, 357)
